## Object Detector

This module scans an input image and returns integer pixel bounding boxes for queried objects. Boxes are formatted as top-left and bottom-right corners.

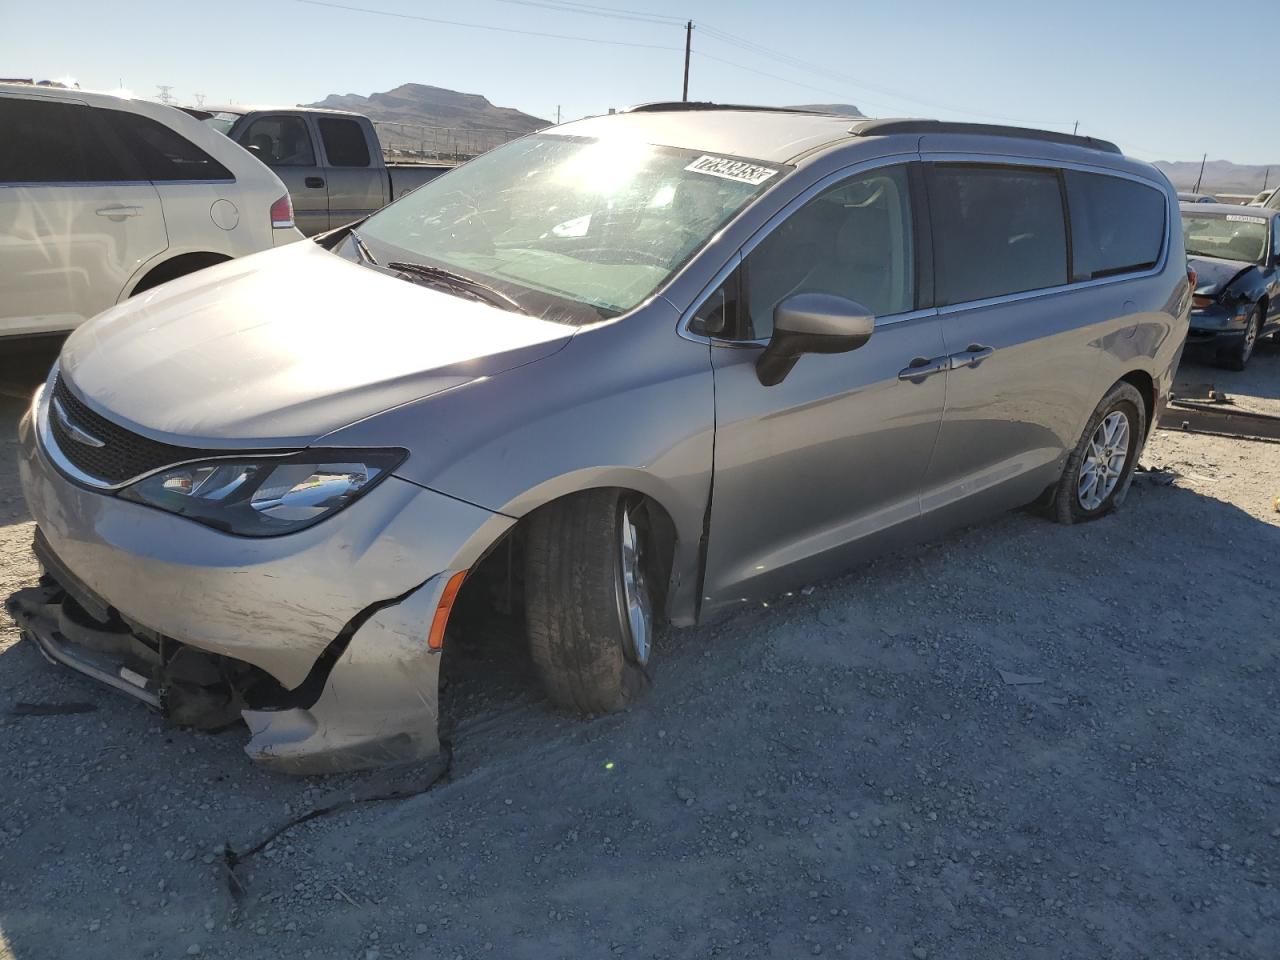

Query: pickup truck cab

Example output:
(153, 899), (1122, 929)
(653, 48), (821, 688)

(189, 105), (453, 235)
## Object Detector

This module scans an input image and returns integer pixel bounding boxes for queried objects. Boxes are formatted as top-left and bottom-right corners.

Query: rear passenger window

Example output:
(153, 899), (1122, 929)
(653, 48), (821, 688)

(928, 165), (1067, 304)
(1065, 172), (1165, 279)
(109, 112), (233, 181)
(0, 97), (124, 182)
(318, 118), (371, 168)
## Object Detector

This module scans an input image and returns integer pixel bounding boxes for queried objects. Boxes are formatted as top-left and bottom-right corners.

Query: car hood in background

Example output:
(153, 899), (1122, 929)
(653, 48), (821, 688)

(59, 243), (575, 447)
(1188, 256), (1253, 298)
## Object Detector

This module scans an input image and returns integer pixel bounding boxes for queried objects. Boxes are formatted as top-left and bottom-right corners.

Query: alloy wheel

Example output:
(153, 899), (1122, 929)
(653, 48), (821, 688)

(1077, 410), (1131, 511)
(1242, 311), (1259, 364)
(617, 503), (652, 666)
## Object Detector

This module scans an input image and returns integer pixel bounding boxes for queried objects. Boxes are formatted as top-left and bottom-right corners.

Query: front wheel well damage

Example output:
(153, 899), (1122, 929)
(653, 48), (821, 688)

(454, 486), (679, 631)
(443, 487), (679, 700)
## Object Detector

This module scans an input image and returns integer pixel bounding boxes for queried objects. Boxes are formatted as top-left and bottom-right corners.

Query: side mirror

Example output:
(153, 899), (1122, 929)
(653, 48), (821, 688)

(756, 292), (875, 386)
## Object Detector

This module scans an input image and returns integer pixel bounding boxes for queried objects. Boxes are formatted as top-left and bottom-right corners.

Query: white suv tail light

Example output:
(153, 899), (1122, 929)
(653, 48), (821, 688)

(270, 194), (295, 229)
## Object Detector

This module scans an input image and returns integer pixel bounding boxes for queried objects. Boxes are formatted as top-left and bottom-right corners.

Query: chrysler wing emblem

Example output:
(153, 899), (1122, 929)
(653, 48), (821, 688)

(51, 396), (106, 449)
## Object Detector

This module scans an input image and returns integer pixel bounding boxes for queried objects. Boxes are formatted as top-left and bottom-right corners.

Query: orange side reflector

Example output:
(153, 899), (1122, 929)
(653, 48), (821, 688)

(428, 570), (467, 651)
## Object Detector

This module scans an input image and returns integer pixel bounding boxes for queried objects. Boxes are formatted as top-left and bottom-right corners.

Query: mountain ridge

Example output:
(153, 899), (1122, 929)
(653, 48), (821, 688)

(305, 82), (549, 155)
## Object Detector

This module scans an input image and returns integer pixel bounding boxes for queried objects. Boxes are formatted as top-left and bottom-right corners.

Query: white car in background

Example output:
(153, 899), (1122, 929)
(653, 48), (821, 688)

(0, 84), (301, 340)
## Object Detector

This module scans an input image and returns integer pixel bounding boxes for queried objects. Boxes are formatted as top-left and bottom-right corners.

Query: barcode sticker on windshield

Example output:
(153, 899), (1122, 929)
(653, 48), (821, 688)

(1226, 214), (1267, 224)
(685, 155), (778, 185)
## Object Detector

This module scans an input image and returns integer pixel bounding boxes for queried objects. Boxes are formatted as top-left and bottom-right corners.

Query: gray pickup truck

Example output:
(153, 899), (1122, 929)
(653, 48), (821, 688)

(185, 105), (453, 235)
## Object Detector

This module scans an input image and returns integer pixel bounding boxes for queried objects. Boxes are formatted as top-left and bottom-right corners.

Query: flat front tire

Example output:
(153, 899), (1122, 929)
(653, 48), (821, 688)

(1052, 381), (1146, 524)
(524, 490), (656, 714)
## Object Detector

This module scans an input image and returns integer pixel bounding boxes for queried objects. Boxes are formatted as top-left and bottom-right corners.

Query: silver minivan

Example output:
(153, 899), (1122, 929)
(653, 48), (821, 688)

(9, 107), (1191, 772)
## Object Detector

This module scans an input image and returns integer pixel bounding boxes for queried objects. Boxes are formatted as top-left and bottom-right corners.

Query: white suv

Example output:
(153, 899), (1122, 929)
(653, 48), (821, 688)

(0, 84), (302, 339)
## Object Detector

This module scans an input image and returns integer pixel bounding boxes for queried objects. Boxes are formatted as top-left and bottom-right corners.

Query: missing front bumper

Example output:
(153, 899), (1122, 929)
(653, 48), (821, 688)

(6, 541), (450, 774)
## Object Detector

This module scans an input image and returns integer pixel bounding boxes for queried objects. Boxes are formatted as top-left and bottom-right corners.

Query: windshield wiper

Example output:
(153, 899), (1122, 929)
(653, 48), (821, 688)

(348, 228), (378, 266)
(386, 261), (528, 315)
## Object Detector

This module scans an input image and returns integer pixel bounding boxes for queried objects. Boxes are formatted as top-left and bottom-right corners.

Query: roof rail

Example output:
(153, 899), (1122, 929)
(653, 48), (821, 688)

(850, 119), (1121, 154)
(625, 101), (828, 115)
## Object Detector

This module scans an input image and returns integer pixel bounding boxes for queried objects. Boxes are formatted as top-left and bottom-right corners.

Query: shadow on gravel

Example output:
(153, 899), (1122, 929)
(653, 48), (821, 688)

(1180, 337), (1280, 402)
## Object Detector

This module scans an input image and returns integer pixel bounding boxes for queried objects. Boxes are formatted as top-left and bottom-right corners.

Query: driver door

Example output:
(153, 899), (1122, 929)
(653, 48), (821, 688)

(700, 162), (948, 613)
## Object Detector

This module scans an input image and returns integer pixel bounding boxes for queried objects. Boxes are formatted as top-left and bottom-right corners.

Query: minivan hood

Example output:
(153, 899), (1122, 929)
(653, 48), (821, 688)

(1188, 255), (1252, 297)
(60, 242), (574, 447)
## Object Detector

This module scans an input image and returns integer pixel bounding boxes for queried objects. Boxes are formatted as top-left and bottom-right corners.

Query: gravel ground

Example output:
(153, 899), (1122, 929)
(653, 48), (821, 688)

(1, 340), (1278, 960)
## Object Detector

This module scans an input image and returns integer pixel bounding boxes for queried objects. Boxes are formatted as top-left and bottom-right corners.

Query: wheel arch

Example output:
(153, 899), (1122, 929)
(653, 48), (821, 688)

(466, 473), (698, 626)
(124, 251), (233, 298)
(1118, 369), (1156, 437)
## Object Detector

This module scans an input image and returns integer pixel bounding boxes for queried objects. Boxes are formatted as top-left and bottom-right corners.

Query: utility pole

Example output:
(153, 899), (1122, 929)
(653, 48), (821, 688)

(156, 84), (174, 105)
(1193, 152), (1207, 193)
(194, 93), (205, 108)
(1072, 120), (1078, 136)
(556, 105), (561, 124)
(682, 20), (693, 102)
(1263, 167), (1271, 191)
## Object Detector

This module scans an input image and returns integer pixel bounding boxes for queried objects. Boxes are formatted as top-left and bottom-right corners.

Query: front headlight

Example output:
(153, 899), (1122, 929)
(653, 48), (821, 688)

(119, 449), (406, 537)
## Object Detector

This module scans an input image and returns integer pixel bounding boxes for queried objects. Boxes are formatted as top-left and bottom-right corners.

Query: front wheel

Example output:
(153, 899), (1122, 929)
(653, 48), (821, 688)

(1219, 305), (1262, 371)
(523, 490), (658, 714)
(1051, 381), (1146, 524)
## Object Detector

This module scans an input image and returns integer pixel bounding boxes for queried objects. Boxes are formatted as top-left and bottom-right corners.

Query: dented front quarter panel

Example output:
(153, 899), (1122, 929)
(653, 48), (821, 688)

(243, 572), (455, 773)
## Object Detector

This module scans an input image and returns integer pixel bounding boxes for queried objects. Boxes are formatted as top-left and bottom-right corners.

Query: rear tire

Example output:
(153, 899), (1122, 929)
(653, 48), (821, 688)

(1052, 381), (1146, 524)
(1219, 305), (1261, 371)
(523, 490), (657, 714)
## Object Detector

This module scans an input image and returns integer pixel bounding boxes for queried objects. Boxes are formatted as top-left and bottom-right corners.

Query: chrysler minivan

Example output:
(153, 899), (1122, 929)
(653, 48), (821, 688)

(9, 106), (1191, 772)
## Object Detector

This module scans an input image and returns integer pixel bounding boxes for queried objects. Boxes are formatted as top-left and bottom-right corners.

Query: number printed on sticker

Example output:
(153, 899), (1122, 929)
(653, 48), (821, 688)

(1226, 214), (1267, 224)
(684, 155), (778, 186)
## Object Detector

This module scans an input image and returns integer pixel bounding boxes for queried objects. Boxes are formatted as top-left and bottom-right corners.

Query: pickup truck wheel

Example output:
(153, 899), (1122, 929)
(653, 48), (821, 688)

(1052, 381), (1145, 524)
(1219, 305), (1261, 371)
(524, 490), (656, 714)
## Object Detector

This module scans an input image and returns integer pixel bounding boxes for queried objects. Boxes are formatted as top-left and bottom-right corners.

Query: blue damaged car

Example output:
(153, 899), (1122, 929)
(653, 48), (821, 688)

(1181, 203), (1280, 369)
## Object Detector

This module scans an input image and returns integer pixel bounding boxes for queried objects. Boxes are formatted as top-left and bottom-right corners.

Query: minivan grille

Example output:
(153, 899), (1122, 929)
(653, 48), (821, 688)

(48, 375), (204, 486)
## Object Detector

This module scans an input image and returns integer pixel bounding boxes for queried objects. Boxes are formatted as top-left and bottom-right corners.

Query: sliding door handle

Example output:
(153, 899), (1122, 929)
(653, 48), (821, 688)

(897, 356), (949, 382)
(949, 344), (995, 369)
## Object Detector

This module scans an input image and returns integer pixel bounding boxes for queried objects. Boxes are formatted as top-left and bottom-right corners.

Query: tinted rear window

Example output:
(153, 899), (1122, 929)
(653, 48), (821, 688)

(109, 111), (234, 181)
(318, 118), (371, 167)
(0, 97), (125, 182)
(1066, 172), (1165, 279)
(929, 165), (1068, 304)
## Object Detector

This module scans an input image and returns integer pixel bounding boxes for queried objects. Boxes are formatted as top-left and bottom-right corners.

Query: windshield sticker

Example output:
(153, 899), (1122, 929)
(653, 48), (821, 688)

(1225, 214), (1267, 224)
(684, 155), (778, 186)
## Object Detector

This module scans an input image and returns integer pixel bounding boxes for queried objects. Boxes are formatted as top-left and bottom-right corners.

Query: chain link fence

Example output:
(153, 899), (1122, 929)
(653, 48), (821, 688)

(373, 120), (526, 163)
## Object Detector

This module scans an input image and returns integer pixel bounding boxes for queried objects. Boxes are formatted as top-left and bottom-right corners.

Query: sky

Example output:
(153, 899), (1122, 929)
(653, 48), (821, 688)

(3, 0), (1276, 166)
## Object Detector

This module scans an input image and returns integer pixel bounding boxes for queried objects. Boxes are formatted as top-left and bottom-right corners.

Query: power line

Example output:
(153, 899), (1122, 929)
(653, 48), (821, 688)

(486, 0), (684, 26)
(296, 0), (682, 51)
(696, 22), (1074, 127)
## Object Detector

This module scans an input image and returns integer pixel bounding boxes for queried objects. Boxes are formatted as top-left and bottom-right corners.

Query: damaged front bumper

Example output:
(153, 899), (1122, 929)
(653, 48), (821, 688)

(11, 389), (514, 773)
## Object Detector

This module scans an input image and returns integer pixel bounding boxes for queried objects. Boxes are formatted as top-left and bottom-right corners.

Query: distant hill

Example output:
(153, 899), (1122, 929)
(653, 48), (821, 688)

(1152, 159), (1276, 197)
(788, 103), (865, 118)
(307, 83), (550, 157)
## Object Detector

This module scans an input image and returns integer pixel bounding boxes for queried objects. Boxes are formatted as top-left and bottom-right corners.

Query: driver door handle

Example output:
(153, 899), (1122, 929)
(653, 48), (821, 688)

(949, 344), (995, 369)
(897, 355), (949, 382)
(95, 205), (141, 219)
(305, 176), (325, 188)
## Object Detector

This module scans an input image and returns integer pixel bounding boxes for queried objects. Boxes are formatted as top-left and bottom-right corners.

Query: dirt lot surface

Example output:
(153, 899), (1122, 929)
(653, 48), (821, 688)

(2, 341), (1279, 960)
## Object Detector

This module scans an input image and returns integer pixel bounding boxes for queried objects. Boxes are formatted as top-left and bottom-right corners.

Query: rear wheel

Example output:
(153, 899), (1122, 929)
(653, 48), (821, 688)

(1219, 305), (1262, 371)
(523, 490), (658, 714)
(1052, 381), (1145, 524)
